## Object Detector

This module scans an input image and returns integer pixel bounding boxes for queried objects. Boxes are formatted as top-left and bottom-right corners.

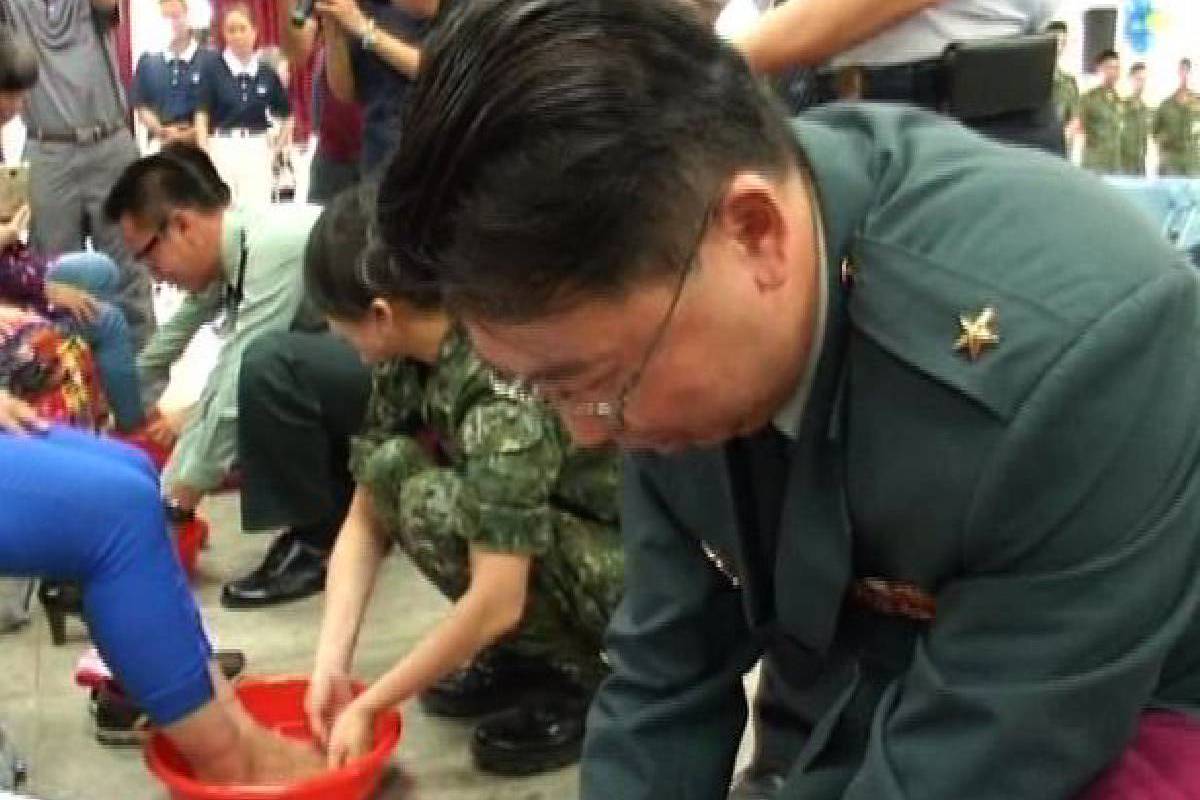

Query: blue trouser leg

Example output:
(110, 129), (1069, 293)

(45, 254), (146, 431)
(0, 428), (212, 725)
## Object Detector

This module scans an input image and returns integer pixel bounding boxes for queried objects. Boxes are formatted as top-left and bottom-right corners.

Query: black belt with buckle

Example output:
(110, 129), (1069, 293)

(28, 120), (127, 145)
(814, 58), (945, 108)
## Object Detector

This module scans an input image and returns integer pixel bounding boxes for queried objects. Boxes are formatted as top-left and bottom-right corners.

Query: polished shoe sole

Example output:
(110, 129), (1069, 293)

(471, 740), (583, 777)
(218, 582), (324, 610)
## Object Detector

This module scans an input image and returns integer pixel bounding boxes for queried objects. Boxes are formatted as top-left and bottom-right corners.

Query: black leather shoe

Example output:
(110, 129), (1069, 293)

(420, 650), (563, 718)
(220, 533), (327, 609)
(470, 691), (589, 776)
(729, 768), (787, 800)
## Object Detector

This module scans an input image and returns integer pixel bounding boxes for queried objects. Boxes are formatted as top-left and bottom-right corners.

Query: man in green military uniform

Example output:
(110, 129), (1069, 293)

(1047, 20), (1080, 142)
(1120, 62), (1152, 176)
(1081, 49), (1124, 173)
(300, 190), (623, 777)
(1154, 58), (1200, 177)
(378, 0), (1200, 797)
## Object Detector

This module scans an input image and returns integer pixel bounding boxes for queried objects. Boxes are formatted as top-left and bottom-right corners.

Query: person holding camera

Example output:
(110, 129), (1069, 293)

(285, 0), (438, 175)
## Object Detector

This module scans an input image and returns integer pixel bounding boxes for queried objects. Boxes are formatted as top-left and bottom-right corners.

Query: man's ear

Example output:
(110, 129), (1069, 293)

(368, 297), (395, 328)
(714, 171), (790, 292)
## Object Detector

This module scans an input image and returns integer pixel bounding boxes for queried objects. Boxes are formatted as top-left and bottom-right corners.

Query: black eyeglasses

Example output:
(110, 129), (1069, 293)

(489, 202), (714, 433)
(133, 221), (168, 262)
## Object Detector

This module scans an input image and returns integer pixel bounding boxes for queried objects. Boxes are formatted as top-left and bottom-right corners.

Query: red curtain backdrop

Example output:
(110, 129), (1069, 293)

(114, 0), (313, 142)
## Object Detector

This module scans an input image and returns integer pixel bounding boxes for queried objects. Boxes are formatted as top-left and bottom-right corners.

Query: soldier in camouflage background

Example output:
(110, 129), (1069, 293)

(1081, 49), (1124, 174)
(300, 188), (623, 778)
(1047, 21), (1080, 144)
(1155, 59), (1200, 177)
(1120, 62), (1152, 176)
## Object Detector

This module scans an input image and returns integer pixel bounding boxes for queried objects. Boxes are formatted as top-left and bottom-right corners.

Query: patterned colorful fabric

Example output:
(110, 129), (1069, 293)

(0, 310), (111, 430)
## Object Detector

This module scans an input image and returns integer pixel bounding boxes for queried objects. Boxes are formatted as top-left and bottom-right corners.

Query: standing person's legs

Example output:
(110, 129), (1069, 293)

(26, 139), (87, 257)
(307, 147), (361, 204)
(221, 330), (372, 609)
(45, 253), (145, 431)
(81, 132), (155, 352)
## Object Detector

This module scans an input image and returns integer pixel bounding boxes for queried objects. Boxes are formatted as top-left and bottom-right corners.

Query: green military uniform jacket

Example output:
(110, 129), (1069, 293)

(581, 104), (1200, 799)
(1052, 68), (1080, 125)
(1080, 86), (1123, 173)
(1154, 91), (1200, 176)
(1119, 96), (1152, 176)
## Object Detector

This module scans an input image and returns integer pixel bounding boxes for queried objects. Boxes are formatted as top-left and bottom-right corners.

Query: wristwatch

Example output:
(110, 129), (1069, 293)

(360, 17), (378, 51)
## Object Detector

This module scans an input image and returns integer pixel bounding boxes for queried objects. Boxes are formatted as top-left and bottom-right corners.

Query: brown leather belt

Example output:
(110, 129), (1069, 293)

(27, 121), (126, 145)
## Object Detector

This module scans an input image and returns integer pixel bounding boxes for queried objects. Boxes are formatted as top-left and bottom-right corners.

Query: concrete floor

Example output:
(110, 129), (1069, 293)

(0, 492), (580, 800)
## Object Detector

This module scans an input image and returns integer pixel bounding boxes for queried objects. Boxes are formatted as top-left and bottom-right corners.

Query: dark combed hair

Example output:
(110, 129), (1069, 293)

(1095, 48), (1119, 67)
(1044, 20), (1067, 34)
(305, 184), (441, 321)
(376, 0), (797, 323)
(0, 28), (39, 92)
(103, 143), (231, 224)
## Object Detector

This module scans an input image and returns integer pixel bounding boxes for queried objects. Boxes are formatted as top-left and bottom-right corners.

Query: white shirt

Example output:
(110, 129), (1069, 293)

(166, 39), (199, 65)
(831, 0), (1060, 68)
(223, 50), (260, 77)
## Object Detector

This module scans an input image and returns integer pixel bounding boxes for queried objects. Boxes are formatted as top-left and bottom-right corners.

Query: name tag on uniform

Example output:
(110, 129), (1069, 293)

(256, 85), (268, 96)
(192, 72), (202, 84)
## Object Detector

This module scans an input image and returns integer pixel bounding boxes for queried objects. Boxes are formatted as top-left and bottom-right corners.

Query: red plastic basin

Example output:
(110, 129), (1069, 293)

(145, 677), (401, 800)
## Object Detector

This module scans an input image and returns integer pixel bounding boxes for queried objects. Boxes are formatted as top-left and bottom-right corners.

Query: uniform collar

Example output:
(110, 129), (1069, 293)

(166, 39), (198, 63)
(223, 50), (259, 77)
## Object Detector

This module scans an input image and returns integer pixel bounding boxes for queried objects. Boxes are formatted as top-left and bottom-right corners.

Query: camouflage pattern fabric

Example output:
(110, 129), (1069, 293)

(1120, 97), (1152, 176)
(1052, 69), (1080, 125)
(351, 326), (623, 687)
(1154, 92), (1200, 177)
(1081, 86), (1124, 174)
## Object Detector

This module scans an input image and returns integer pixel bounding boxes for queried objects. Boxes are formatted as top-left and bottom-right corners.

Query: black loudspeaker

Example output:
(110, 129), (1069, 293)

(1082, 7), (1118, 72)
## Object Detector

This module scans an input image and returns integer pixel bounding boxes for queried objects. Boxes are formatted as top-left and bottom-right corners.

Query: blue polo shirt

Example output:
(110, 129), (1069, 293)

(349, 2), (428, 172)
(197, 53), (291, 133)
(130, 43), (220, 125)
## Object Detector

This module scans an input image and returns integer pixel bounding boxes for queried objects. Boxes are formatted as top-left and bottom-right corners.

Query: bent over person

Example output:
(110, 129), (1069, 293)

(303, 190), (623, 777)
(376, 0), (1200, 797)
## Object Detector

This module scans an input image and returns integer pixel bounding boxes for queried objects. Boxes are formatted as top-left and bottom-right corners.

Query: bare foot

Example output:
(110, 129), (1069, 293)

(239, 723), (326, 785)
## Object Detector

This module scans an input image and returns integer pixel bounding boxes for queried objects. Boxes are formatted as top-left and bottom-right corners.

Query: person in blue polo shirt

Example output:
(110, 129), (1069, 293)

(195, 2), (291, 205)
(130, 0), (218, 148)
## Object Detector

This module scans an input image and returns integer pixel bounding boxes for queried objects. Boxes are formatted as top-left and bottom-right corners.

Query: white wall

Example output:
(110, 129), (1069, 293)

(1053, 0), (1200, 101)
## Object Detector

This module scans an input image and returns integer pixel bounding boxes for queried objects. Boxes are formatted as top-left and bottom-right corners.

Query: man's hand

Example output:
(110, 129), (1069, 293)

(0, 390), (48, 436)
(324, 696), (377, 768)
(45, 283), (100, 325)
(315, 0), (369, 37)
(0, 205), (31, 250)
(166, 482), (205, 513)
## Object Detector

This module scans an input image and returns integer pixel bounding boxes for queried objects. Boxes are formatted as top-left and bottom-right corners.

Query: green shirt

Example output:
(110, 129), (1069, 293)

(1081, 85), (1123, 173)
(350, 326), (619, 553)
(1119, 96), (1152, 176)
(1051, 68), (1080, 124)
(582, 103), (1200, 800)
(138, 203), (323, 492)
(1154, 91), (1200, 176)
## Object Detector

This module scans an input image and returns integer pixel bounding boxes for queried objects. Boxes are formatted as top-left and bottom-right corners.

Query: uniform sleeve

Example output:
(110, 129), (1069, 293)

(136, 289), (219, 407)
(196, 59), (217, 114)
(454, 399), (563, 554)
(836, 267), (1200, 800)
(265, 68), (291, 118)
(163, 249), (305, 492)
(130, 54), (151, 108)
(581, 455), (760, 800)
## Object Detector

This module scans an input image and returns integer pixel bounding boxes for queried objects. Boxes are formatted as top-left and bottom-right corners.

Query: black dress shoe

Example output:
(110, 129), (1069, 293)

(420, 649), (564, 718)
(729, 768), (787, 800)
(470, 691), (590, 776)
(220, 533), (327, 609)
(39, 581), (83, 646)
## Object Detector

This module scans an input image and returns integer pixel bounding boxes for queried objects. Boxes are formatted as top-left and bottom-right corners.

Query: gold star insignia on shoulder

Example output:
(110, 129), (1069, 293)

(954, 306), (999, 361)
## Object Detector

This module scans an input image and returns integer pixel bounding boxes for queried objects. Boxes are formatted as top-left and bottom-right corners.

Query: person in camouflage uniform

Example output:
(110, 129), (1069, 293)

(1121, 62), (1152, 176)
(1154, 59), (1200, 177)
(1081, 49), (1124, 174)
(301, 188), (623, 777)
(1047, 21), (1080, 142)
